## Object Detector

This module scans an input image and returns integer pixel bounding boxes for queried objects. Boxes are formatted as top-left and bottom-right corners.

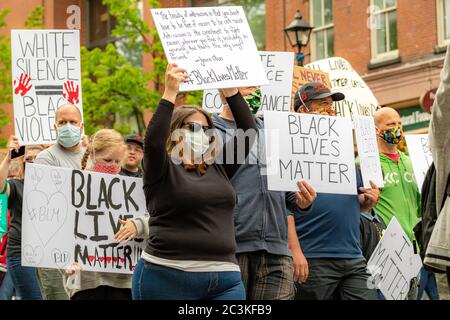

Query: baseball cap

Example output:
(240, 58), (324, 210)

(294, 82), (345, 112)
(124, 134), (144, 149)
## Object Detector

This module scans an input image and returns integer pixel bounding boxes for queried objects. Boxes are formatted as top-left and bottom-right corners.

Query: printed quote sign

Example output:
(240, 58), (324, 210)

(151, 6), (268, 91)
(367, 217), (422, 300)
(354, 116), (384, 188)
(264, 111), (357, 195)
(405, 134), (433, 191)
(11, 30), (83, 145)
(202, 51), (294, 113)
(22, 164), (146, 274)
(306, 57), (379, 121)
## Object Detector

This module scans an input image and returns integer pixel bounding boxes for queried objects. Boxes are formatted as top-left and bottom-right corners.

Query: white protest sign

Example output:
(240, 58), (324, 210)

(367, 217), (422, 300)
(22, 164), (146, 274)
(405, 134), (433, 191)
(306, 57), (379, 121)
(11, 30), (83, 145)
(264, 111), (357, 195)
(151, 7), (268, 91)
(354, 116), (384, 188)
(202, 51), (294, 113)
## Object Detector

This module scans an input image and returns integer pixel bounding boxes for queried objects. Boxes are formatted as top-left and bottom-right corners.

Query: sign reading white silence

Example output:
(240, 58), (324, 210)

(405, 134), (433, 191)
(151, 7), (268, 91)
(11, 30), (83, 145)
(354, 116), (384, 188)
(264, 111), (357, 195)
(367, 217), (422, 300)
(202, 51), (294, 113)
(306, 57), (379, 121)
(22, 164), (146, 274)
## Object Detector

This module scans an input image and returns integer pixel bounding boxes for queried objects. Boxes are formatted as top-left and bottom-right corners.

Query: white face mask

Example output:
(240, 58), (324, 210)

(183, 129), (210, 157)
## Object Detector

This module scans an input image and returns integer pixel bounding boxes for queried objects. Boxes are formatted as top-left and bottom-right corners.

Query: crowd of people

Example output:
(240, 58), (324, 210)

(0, 51), (449, 300)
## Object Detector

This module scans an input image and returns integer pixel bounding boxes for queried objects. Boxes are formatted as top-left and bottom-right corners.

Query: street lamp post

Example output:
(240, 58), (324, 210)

(284, 10), (314, 66)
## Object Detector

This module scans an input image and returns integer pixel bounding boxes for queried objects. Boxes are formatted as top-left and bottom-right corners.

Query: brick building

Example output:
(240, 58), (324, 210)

(0, 0), (446, 141)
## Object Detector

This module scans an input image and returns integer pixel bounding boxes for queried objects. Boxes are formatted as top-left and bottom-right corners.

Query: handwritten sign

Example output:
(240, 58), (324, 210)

(354, 116), (384, 188)
(151, 7), (268, 91)
(367, 217), (423, 300)
(202, 51), (294, 113)
(22, 164), (146, 274)
(11, 30), (83, 145)
(291, 66), (331, 111)
(405, 134), (433, 191)
(306, 57), (379, 121)
(264, 111), (357, 195)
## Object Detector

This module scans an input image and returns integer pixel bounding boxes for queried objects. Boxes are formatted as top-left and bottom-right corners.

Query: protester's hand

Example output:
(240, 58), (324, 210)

(295, 180), (317, 210)
(114, 219), (138, 242)
(64, 261), (83, 275)
(359, 180), (380, 211)
(292, 248), (309, 284)
(219, 88), (239, 98)
(162, 63), (189, 103)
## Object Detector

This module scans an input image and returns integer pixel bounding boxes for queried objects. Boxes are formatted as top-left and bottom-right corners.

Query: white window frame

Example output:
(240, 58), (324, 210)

(370, 0), (399, 64)
(437, 0), (450, 47)
(310, 0), (334, 61)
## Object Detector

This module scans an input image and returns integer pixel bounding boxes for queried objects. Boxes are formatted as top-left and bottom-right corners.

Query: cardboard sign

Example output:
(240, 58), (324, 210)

(306, 57), (379, 121)
(151, 6), (268, 91)
(264, 111), (357, 195)
(405, 134), (433, 191)
(367, 217), (423, 300)
(11, 30), (83, 145)
(202, 51), (294, 113)
(291, 66), (331, 111)
(354, 116), (384, 188)
(22, 164), (146, 274)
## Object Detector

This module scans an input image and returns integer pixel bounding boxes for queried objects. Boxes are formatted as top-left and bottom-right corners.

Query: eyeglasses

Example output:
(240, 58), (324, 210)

(182, 122), (212, 132)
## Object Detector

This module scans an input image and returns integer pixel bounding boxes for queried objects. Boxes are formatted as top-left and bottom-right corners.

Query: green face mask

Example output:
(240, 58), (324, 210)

(243, 89), (262, 114)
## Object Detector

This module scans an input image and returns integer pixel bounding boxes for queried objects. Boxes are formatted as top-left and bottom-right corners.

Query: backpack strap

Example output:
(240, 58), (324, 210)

(442, 172), (450, 210)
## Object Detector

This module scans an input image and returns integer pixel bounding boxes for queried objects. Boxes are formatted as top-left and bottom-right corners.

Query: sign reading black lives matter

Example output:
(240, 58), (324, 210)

(264, 111), (357, 195)
(11, 30), (83, 145)
(151, 6), (268, 91)
(22, 164), (146, 274)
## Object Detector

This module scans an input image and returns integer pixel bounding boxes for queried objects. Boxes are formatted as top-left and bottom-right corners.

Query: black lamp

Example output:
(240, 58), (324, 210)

(284, 10), (314, 66)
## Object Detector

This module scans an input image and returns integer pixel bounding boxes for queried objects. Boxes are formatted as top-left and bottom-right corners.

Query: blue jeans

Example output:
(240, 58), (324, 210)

(7, 255), (42, 300)
(0, 271), (15, 300)
(418, 268), (440, 300)
(132, 259), (245, 300)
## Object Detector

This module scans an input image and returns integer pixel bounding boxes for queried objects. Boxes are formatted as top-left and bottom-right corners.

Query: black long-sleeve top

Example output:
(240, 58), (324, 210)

(143, 92), (256, 263)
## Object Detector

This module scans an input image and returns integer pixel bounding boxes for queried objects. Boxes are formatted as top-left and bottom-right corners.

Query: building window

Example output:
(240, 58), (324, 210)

(310, 0), (334, 61)
(437, 0), (450, 47)
(86, 0), (116, 49)
(190, 0), (266, 50)
(370, 0), (398, 62)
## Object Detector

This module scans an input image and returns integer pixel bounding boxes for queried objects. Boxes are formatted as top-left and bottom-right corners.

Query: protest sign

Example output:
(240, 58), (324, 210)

(151, 6), (268, 91)
(354, 116), (384, 188)
(306, 57), (379, 121)
(367, 217), (423, 300)
(291, 66), (331, 110)
(264, 111), (357, 195)
(202, 51), (294, 113)
(405, 134), (433, 191)
(22, 164), (146, 274)
(11, 30), (83, 145)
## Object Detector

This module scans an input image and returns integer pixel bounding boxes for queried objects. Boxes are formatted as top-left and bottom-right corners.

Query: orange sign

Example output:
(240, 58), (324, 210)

(291, 66), (331, 111)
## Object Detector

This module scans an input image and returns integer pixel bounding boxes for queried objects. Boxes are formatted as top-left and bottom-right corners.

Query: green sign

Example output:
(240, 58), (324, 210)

(398, 105), (431, 132)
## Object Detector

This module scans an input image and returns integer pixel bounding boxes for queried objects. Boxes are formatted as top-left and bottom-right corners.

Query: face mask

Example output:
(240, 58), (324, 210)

(243, 89), (262, 114)
(91, 162), (122, 175)
(57, 124), (81, 148)
(310, 106), (336, 116)
(379, 125), (404, 145)
(183, 129), (210, 156)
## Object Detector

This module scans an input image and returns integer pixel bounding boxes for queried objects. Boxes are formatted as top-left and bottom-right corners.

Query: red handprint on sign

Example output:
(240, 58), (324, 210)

(13, 73), (32, 96)
(62, 81), (80, 105)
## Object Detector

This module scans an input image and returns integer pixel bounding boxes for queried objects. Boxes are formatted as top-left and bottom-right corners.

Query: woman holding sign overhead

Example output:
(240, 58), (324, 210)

(131, 63), (257, 300)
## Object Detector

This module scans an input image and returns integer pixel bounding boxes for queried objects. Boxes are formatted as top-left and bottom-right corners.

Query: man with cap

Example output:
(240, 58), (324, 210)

(292, 82), (380, 300)
(120, 134), (144, 178)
